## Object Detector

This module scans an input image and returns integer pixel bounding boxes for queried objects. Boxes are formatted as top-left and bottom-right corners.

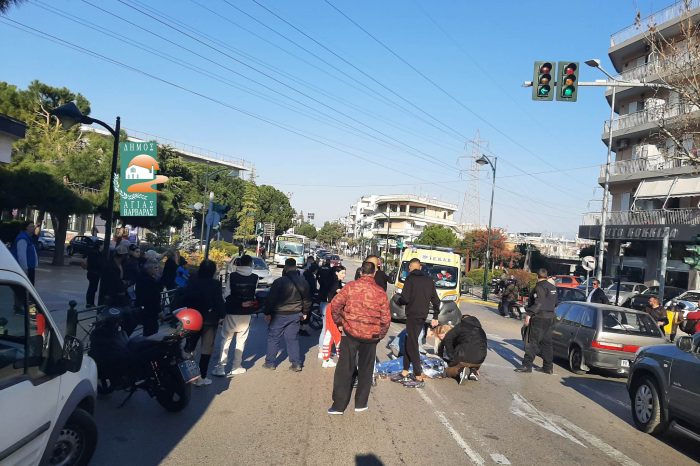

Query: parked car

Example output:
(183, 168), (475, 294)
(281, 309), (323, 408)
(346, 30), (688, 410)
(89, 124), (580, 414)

(227, 255), (273, 288)
(629, 286), (686, 312)
(0, 242), (98, 465)
(666, 290), (700, 317)
(577, 276), (615, 291)
(552, 302), (667, 375)
(627, 333), (700, 441)
(553, 275), (582, 288)
(515, 286), (586, 315)
(66, 235), (103, 256)
(328, 254), (342, 267)
(36, 230), (56, 250)
(604, 282), (648, 307)
(316, 250), (329, 262)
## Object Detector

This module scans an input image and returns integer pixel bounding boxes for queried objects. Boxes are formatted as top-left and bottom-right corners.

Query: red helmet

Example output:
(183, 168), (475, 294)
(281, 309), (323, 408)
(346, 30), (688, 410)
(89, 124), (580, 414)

(174, 308), (203, 332)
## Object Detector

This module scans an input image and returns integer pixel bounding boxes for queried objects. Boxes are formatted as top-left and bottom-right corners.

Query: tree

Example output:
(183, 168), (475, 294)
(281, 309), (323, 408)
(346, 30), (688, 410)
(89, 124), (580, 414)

(317, 222), (345, 245)
(296, 222), (318, 239)
(637, 3), (700, 163)
(516, 244), (550, 272)
(235, 179), (258, 241)
(461, 228), (520, 267)
(416, 225), (457, 248)
(579, 245), (596, 258)
(257, 185), (294, 235)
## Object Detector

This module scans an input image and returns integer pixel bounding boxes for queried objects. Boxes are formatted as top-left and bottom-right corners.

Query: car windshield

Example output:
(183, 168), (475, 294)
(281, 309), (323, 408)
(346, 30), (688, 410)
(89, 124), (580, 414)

(607, 283), (634, 293)
(41, 231), (55, 238)
(252, 258), (267, 270)
(398, 261), (458, 289)
(678, 291), (700, 302)
(601, 310), (662, 337)
(640, 287), (659, 296)
(277, 241), (304, 256)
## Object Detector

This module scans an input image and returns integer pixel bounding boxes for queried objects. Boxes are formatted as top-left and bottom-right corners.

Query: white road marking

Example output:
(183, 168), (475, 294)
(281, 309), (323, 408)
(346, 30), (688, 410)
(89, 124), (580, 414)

(577, 384), (630, 409)
(511, 393), (641, 466)
(490, 453), (511, 465)
(416, 389), (485, 465)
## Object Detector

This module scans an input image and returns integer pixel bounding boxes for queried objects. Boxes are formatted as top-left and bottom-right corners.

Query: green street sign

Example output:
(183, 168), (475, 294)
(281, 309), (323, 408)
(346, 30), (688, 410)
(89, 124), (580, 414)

(119, 141), (168, 217)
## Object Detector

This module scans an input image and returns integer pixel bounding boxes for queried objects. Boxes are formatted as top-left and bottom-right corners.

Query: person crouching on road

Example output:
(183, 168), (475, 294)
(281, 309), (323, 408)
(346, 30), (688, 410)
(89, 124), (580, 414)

(516, 268), (557, 374)
(328, 261), (390, 415)
(263, 258), (311, 371)
(213, 254), (259, 378)
(438, 316), (487, 384)
(320, 265), (346, 367)
(393, 258), (441, 388)
(183, 259), (225, 386)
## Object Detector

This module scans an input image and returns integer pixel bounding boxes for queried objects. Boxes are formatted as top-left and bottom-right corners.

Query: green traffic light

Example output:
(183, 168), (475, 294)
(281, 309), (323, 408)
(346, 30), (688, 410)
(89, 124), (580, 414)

(563, 86), (574, 97)
(538, 85), (550, 96)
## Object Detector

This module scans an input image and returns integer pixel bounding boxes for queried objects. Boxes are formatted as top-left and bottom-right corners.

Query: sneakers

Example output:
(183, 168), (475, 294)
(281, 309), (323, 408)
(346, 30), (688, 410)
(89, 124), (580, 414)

(536, 367), (554, 375)
(193, 376), (212, 387)
(402, 378), (425, 389)
(228, 367), (247, 377)
(458, 368), (469, 385)
(322, 359), (337, 368)
(211, 366), (226, 377)
(468, 369), (479, 381)
(327, 408), (344, 415)
(390, 372), (411, 383)
(354, 406), (368, 412)
(289, 364), (303, 372)
(317, 352), (324, 359)
(262, 362), (276, 370)
(514, 366), (532, 373)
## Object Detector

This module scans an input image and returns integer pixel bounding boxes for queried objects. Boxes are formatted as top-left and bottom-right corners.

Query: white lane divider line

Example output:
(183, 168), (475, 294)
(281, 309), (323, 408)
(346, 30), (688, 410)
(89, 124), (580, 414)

(577, 384), (630, 409)
(490, 453), (511, 465)
(416, 389), (485, 465)
(511, 393), (641, 466)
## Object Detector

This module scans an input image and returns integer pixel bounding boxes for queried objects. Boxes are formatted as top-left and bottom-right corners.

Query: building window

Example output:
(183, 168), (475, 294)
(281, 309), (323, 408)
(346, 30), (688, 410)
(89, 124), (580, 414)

(409, 206), (425, 215)
(620, 192), (631, 212)
(389, 204), (399, 213)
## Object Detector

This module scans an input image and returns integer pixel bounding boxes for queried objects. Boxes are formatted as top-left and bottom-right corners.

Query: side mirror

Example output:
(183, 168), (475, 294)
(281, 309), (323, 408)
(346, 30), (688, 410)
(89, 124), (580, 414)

(676, 336), (693, 352)
(61, 335), (84, 373)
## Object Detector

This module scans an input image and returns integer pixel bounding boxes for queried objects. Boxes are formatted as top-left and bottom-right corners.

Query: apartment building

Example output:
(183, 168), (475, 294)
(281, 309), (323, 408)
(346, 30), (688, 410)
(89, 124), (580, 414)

(0, 113), (26, 164)
(579, 1), (700, 288)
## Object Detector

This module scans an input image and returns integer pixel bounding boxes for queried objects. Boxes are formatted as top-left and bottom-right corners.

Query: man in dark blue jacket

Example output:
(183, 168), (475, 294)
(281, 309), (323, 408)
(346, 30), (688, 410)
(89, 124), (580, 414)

(11, 221), (38, 284)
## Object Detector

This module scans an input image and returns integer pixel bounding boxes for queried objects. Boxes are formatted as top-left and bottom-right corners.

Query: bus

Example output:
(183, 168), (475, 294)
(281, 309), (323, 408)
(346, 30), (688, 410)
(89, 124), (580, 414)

(274, 234), (310, 267)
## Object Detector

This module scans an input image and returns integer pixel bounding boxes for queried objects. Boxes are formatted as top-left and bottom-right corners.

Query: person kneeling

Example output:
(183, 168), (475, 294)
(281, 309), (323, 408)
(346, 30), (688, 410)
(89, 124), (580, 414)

(438, 315), (487, 384)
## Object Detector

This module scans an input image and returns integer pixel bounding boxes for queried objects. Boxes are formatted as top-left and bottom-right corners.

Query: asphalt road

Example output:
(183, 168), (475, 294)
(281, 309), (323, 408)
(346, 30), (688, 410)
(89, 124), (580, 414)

(32, 256), (700, 465)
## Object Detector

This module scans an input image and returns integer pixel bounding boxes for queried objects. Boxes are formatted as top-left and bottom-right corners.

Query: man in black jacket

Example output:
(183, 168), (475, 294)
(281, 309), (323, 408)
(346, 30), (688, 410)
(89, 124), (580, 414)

(354, 255), (389, 291)
(516, 268), (558, 374)
(264, 258), (312, 371)
(587, 279), (609, 304)
(439, 315), (488, 384)
(393, 258), (441, 388)
(213, 255), (259, 377)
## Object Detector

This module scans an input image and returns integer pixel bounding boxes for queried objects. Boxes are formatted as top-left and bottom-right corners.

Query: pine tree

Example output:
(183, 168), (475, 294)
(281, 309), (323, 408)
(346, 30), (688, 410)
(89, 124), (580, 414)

(235, 169), (258, 241)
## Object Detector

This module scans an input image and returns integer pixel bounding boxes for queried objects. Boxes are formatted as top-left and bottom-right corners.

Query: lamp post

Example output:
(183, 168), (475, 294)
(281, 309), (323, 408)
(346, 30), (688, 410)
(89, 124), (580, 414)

(199, 165), (236, 247)
(204, 191), (215, 260)
(476, 154), (497, 301)
(50, 102), (119, 262)
(585, 59), (618, 282)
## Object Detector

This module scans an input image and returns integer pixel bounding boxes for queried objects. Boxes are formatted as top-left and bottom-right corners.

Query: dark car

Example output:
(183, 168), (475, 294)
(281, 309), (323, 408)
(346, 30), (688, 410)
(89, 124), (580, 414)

(66, 235), (103, 256)
(552, 302), (666, 375)
(629, 286), (685, 311)
(328, 254), (342, 267)
(516, 286), (586, 315)
(627, 333), (700, 441)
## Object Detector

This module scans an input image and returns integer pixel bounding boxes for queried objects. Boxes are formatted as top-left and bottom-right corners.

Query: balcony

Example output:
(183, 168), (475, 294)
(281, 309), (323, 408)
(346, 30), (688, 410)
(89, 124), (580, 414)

(600, 154), (690, 179)
(612, 52), (692, 82)
(603, 103), (698, 137)
(610, 0), (700, 46)
(582, 208), (700, 226)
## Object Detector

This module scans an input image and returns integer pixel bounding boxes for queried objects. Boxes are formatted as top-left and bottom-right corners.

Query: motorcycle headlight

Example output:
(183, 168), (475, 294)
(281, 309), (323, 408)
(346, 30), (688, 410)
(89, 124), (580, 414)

(442, 295), (458, 302)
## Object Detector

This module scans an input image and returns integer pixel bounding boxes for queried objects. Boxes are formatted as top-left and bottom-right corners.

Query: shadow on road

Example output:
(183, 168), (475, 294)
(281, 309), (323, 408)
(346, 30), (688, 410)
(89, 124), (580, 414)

(487, 339), (522, 368)
(356, 454), (384, 466)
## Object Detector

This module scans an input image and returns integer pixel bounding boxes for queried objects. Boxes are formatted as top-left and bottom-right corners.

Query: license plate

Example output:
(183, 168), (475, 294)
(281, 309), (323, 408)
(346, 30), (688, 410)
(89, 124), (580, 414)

(620, 359), (630, 368)
(178, 360), (200, 383)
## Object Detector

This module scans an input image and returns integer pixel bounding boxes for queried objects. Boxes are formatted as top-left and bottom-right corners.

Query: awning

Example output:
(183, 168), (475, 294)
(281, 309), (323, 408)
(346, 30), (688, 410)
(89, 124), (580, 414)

(634, 177), (700, 199)
(634, 179), (674, 199)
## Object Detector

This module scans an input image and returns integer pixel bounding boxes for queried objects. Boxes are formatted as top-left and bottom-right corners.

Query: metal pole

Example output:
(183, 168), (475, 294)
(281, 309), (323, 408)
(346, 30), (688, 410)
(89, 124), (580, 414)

(596, 86), (616, 282)
(204, 192), (214, 260)
(384, 212), (390, 266)
(482, 157), (497, 301)
(103, 116), (120, 262)
(615, 250), (624, 306)
(659, 227), (670, 305)
(200, 167), (209, 249)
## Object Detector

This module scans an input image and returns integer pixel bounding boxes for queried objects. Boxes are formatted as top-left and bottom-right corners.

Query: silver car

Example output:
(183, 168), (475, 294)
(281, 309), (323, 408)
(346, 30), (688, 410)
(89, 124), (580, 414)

(552, 302), (666, 375)
(604, 282), (648, 307)
(226, 256), (273, 289)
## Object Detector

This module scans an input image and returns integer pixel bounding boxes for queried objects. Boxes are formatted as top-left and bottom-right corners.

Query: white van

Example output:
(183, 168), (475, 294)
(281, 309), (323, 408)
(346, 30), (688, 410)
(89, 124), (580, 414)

(0, 242), (97, 465)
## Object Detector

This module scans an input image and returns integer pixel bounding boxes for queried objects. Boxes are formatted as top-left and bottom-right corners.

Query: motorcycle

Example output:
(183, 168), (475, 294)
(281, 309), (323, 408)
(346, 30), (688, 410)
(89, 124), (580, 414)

(88, 307), (201, 412)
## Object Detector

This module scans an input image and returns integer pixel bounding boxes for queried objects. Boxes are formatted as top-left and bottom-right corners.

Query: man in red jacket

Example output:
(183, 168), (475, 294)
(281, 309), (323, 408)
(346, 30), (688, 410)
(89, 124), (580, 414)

(328, 261), (390, 415)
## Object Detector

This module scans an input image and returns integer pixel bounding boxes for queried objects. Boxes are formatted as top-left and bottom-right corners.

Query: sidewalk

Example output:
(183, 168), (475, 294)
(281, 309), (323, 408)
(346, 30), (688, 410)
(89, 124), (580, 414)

(34, 258), (87, 330)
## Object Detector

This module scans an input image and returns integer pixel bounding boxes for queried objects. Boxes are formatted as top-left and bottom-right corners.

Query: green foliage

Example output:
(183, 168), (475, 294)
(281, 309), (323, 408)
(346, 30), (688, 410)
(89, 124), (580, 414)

(295, 222), (317, 239)
(210, 240), (237, 257)
(235, 179), (258, 241)
(317, 221), (345, 245)
(578, 245), (596, 258)
(416, 225), (457, 248)
(0, 220), (23, 244)
(516, 244), (551, 271)
(257, 185), (293, 235)
(466, 268), (504, 286)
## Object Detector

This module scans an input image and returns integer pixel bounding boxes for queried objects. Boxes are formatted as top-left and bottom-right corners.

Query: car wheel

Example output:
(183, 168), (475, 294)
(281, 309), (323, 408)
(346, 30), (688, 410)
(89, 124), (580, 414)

(632, 376), (668, 435)
(568, 346), (586, 374)
(47, 408), (97, 466)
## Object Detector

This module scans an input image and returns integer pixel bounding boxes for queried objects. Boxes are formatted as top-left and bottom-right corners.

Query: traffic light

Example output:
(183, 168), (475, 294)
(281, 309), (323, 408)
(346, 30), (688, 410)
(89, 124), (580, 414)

(556, 61), (579, 102)
(684, 234), (700, 270)
(532, 61), (554, 101)
(256, 222), (264, 235)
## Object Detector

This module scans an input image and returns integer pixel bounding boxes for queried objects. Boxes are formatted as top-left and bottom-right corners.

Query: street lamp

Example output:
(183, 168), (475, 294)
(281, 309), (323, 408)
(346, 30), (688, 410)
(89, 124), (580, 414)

(199, 165), (236, 246)
(204, 191), (215, 260)
(586, 58), (618, 282)
(476, 154), (497, 301)
(50, 102), (120, 262)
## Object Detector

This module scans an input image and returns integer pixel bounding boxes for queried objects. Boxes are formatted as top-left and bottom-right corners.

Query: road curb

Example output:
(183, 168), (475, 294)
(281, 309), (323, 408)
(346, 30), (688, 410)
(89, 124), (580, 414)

(461, 297), (498, 308)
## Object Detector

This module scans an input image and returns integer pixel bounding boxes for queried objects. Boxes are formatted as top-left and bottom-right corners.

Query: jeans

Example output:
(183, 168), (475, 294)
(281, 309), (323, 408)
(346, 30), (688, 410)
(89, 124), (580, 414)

(388, 327), (426, 357)
(265, 313), (302, 366)
(331, 334), (377, 412)
(318, 302), (328, 350)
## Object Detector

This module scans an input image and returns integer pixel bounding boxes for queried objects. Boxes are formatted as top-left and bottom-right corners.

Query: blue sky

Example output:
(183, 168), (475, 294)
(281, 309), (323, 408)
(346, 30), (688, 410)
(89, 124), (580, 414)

(0, 0), (669, 236)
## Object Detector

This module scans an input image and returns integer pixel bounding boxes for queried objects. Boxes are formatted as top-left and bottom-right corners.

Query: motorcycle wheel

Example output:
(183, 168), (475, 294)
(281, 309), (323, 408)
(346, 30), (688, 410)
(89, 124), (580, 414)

(155, 366), (191, 412)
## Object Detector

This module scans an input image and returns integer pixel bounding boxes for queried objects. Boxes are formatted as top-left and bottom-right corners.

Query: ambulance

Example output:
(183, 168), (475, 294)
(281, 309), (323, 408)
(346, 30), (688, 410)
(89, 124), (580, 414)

(390, 245), (463, 325)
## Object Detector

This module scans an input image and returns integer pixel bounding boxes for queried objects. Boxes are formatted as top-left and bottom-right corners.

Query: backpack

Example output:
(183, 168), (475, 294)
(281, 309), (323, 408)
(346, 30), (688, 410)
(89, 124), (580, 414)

(679, 318), (698, 335)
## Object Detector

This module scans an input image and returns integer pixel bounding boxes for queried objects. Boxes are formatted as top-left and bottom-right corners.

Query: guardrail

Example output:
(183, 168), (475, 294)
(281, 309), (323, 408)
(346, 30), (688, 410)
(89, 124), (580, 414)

(600, 156), (690, 178)
(604, 104), (693, 134)
(581, 208), (700, 226)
